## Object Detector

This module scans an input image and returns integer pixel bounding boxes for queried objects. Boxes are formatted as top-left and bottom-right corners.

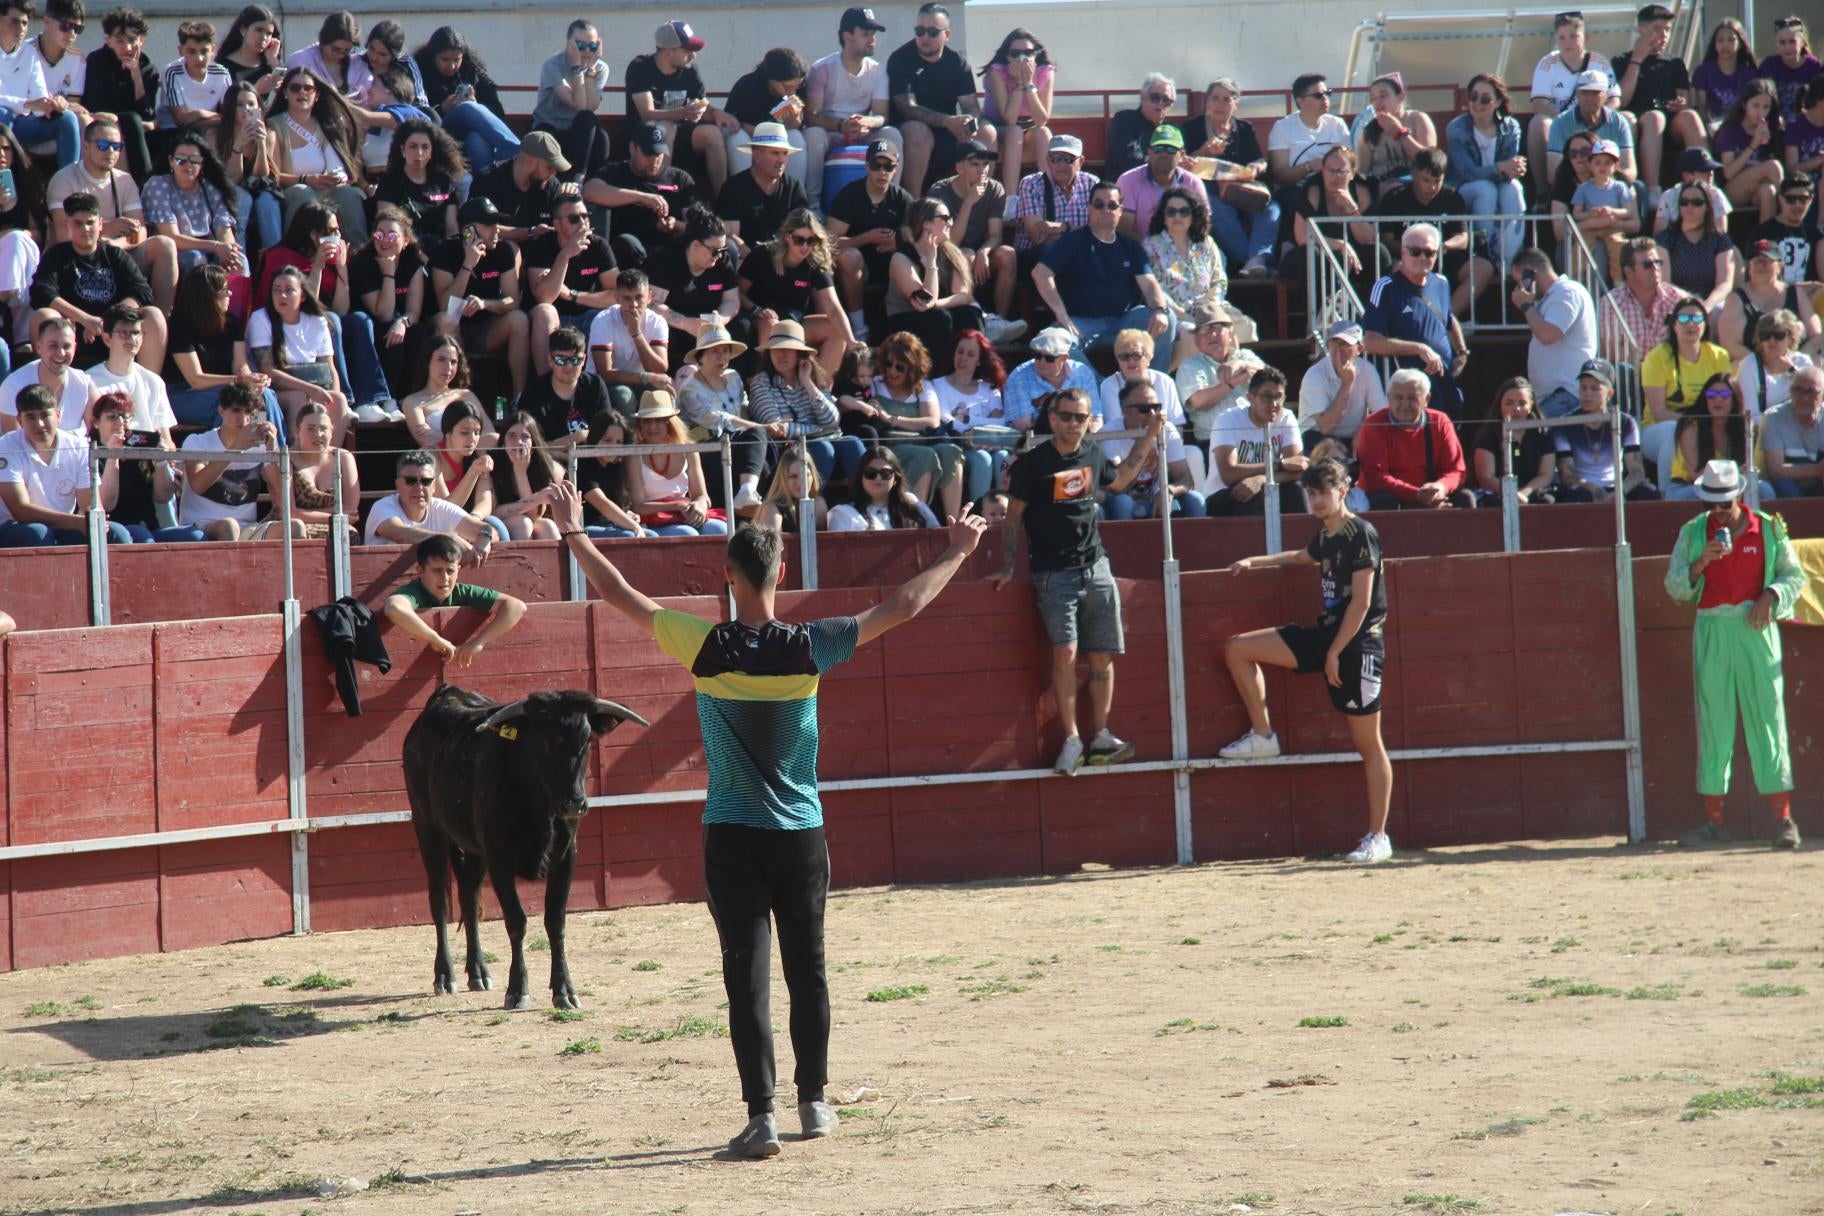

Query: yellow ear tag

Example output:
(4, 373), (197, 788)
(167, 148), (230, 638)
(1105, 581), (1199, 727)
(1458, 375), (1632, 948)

(497, 725), (520, 741)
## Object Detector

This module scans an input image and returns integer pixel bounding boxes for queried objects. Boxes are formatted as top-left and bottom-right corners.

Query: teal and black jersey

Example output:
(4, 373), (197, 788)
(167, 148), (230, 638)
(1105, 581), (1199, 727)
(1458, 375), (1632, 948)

(654, 609), (859, 830)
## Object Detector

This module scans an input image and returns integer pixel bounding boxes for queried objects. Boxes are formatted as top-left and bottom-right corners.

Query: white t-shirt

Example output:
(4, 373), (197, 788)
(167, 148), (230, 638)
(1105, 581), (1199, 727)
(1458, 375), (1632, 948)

(1096, 369), (1186, 428)
(827, 499), (938, 531)
(1100, 418), (1187, 500)
(156, 60), (231, 128)
(1739, 351), (1815, 420)
(0, 425), (88, 522)
(1527, 276), (1598, 400)
(930, 377), (1007, 429)
(47, 162), (143, 220)
(1530, 49), (1618, 110)
(86, 362), (176, 434)
(1652, 181), (1730, 231)
(587, 305), (669, 373)
(178, 427), (266, 524)
(1205, 403), (1301, 487)
(31, 42), (86, 100)
(363, 492), (470, 544)
(247, 309), (335, 367)
(0, 362), (94, 433)
(1296, 355), (1386, 442)
(806, 51), (887, 121)
(1267, 112), (1352, 173)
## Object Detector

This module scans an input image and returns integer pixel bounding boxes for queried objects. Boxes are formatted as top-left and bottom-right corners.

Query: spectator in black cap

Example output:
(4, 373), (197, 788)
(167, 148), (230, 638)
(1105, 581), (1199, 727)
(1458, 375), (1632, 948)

(824, 137), (913, 341)
(804, 8), (902, 209)
(584, 122), (698, 270)
(625, 19), (740, 195)
(430, 195), (530, 394)
(887, 2), (996, 196)
(928, 139), (1022, 331)
(725, 48), (814, 199)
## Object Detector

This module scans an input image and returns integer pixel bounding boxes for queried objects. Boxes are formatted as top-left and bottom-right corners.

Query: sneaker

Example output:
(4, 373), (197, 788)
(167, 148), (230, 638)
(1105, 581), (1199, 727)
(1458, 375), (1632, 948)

(1054, 735), (1084, 776)
(353, 403), (388, 424)
(848, 311), (870, 342)
(1218, 729), (1280, 760)
(731, 484), (764, 512)
(1240, 255), (1270, 278)
(1773, 817), (1802, 850)
(1678, 821), (1730, 846)
(983, 312), (1028, 344)
(1345, 831), (1393, 864)
(383, 402), (406, 423)
(798, 1100), (838, 1139)
(728, 1113), (781, 1158)
(1084, 728), (1135, 766)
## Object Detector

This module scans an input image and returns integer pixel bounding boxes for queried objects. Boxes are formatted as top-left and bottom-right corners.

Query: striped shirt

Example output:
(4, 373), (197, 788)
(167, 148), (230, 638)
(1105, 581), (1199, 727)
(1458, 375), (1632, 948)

(653, 610), (858, 830)
(156, 60), (231, 129)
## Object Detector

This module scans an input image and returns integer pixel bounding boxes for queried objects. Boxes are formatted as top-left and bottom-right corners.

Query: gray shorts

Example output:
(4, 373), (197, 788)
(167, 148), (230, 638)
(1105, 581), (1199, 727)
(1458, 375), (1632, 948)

(1032, 556), (1125, 653)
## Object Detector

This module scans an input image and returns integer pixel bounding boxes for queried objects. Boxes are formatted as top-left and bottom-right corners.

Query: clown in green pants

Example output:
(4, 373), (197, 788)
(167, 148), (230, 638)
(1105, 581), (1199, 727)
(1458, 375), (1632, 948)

(1664, 459), (1807, 848)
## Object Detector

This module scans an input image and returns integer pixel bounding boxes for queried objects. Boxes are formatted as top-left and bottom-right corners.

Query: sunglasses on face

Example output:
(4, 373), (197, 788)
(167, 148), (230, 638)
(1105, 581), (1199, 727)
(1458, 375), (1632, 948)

(931, 211), (952, 221)
(400, 474), (434, 486)
(1146, 92), (1173, 105)
(1149, 144), (1179, 154)
(913, 25), (945, 37)
(1680, 196), (1707, 206)
(1568, 146), (1591, 158)
(575, 40), (600, 51)
(1048, 152), (1078, 164)
(787, 232), (816, 247)
(288, 82), (316, 94)
(862, 466), (896, 480)
(1162, 205), (1192, 217)
(1675, 312), (1705, 324)
(1405, 246), (1439, 259)
(1784, 193), (1813, 204)
(1302, 88), (1331, 100)
(172, 155), (203, 166)
(1469, 92), (1497, 103)
(1009, 49), (1035, 59)
(868, 160), (896, 171)
(1631, 256), (1664, 268)
(1130, 402), (1162, 414)
(1035, 352), (1066, 363)
(1089, 199), (1122, 211)
(1115, 350), (1147, 362)
(92, 139), (123, 152)
(57, 19), (82, 33)
(551, 354), (584, 367)
(98, 411), (132, 424)
(882, 359), (909, 372)
(1704, 386), (1735, 399)
(1052, 410), (1091, 423)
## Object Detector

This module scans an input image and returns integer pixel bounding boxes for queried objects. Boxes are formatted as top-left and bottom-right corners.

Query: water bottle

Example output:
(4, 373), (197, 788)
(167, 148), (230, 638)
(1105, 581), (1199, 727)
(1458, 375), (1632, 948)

(493, 395), (508, 424)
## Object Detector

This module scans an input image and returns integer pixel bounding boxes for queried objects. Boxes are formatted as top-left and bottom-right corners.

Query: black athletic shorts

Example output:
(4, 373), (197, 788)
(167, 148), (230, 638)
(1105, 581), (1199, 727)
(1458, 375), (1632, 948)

(1278, 624), (1385, 716)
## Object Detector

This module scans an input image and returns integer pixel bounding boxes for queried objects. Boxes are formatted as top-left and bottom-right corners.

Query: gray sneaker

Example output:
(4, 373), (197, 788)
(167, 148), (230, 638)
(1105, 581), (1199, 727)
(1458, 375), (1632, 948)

(799, 1100), (839, 1138)
(728, 1113), (781, 1158)
(1773, 817), (1802, 850)
(1678, 821), (1730, 846)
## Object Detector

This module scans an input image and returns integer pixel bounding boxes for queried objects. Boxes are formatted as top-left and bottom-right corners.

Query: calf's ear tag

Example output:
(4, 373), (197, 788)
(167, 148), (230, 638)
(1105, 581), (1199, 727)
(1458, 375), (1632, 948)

(496, 724), (520, 741)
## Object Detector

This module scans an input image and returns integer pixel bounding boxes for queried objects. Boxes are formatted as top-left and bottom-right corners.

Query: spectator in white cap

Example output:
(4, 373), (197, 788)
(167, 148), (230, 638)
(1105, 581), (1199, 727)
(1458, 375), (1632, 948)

(1011, 132), (1100, 276)
(625, 20), (740, 195)
(1297, 318), (1385, 451)
(1528, 10), (1619, 193)
(1183, 77), (1278, 278)
(724, 48), (815, 201)
(1002, 324), (1099, 432)
(1547, 68), (1637, 181)
(715, 122), (809, 257)
(1570, 136), (1641, 278)
(804, 7), (904, 206)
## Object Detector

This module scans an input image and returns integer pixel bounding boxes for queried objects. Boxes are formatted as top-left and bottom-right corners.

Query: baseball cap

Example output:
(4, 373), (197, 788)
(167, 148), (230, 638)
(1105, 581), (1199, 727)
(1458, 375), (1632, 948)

(867, 138), (899, 165)
(655, 19), (705, 51)
(630, 121), (668, 155)
(1749, 238), (1779, 260)
(1048, 133), (1084, 158)
(1574, 68), (1610, 92)
(1588, 138), (1620, 160)
(1326, 318), (1365, 344)
(1190, 299), (1234, 328)
(1148, 124), (1186, 152)
(956, 138), (996, 162)
(839, 6), (887, 33)
(520, 130), (572, 174)
(1029, 327), (1075, 356)
(1578, 357), (1615, 388)
(1677, 147), (1723, 173)
(458, 196), (503, 225)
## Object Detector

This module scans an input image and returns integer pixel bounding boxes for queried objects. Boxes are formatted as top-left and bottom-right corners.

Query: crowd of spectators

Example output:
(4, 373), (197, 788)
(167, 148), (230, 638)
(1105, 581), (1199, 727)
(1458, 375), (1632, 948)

(6, 1), (1824, 557)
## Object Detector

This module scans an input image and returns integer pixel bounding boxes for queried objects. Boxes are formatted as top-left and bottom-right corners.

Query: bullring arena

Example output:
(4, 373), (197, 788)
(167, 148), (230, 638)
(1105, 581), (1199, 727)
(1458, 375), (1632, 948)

(2, 0), (1823, 1211)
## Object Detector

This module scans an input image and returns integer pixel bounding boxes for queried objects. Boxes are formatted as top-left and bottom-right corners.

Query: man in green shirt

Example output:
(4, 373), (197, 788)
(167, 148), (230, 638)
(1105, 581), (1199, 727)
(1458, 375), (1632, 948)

(383, 536), (528, 668)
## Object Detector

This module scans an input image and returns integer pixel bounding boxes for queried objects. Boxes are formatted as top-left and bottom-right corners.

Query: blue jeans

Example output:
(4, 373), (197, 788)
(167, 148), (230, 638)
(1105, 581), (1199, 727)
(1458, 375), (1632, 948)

(1103, 489), (1208, 519)
(1538, 386), (1579, 419)
(233, 188), (283, 257)
(1458, 177), (1526, 268)
(1072, 306), (1171, 371)
(442, 101), (521, 173)
(0, 518), (129, 546)
(960, 447), (1011, 502)
(121, 522), (207, 543)
(1207, 193), (1280, 268)
(805, 435), (868, 486)
(338, 311), (393, 406)
(585, 524), (639, 539)
(648, 519), (731, 537)
(167, 385), (286, 441)
(8, 108), (82, 167)
(1769, 477), (1824, 498)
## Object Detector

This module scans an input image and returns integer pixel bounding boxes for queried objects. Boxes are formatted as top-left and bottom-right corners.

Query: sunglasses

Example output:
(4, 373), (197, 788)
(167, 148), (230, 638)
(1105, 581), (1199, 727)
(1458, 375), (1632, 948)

(92, 139), (123, 152)
(1089, 199), (1122, 211)
(1630, 256), (1664, 268)
(1149, 144), (1179, 154)
(1115, 350), (1147, 361)
(1162, 204), (1192, 217)
(882, 359), (910, 372)
(931, 210), (952, 221)
(575, 39), (600, 51)
(1675, 312), (1706, 324)
(1704, 386), (1736, 399)
(1776, 16), (1805, 29)
(1302, 88), (1331, 99)
(1680, 196), (1708, 206)
(1568, 147), (1591, 158)
(787, 232), (816, 247)
(1784, 193), (1814, 203)
(1405, 246), (1439, 259)
(862, 466), (896, 480)
(288, 82), (316, 94)
(98, 411), (133, 424)
(913, 25), (945, 37)
(1129, 402), (1162, 414)
(1468, 92), (1497, 103)
(172, 155), (203, 166)
(400, 474), (434, 486)
(1047, 152), (1079, 164)
(1009, 49), (1035, 59)
(1146, 92), (1173, 105)
(1051, 410), (1091, 423)
(1034, 352), (1067, 363)
(551, 354), (584, 367)
(868, 160), (897, 171)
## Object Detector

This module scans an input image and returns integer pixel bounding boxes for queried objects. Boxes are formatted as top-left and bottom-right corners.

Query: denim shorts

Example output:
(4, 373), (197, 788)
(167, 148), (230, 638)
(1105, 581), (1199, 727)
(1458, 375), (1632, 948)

(1031, 556), (1124, 653)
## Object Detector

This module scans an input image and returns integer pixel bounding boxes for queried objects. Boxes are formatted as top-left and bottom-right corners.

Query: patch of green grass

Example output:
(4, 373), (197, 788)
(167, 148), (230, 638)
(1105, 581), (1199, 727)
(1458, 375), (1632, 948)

(159, 1031), (183, 1042)
(1297, 1015), (1348, 1028)
(1446, 934), (1471, 942)
(1392, 1022), (1417, 1033)
(289, 972), (352, 992)
(547, 1008), (587, 1023)
(1550, 937), (1581, 953)
(261, 975), (289, 987)
(1686, 1087), (1765, 1112)
(960, 978), (1028, 1001)
(1177, 937), (1200, 946)
(484, 1014), (510, 1026)
(864, 984), (928, 1003)
(1740, 983), (1805, 998)
(559, 1036), (601, 1056)
(1097, 944), (1123, 953)
(73, 994), (102, 1010)
(205, 1015), (262, 1039)
(1372, 933), (1395, 944)
(22, 1001), (63, 1017)
(528, 936), (549, 952)
(612, 1015), (726, 1044)
(483, 950), (500, 963)
(1452, 1116), (1544, 1141)
(373, 1011), (408, 1024)
(1221, 1194), (1274, 1208)
(1402, 1194), (1479, 1213)
(1764, 959), (1799, 970)
(1523, 977), (1618, 999)
(631, 960), (661, 972)
(1156, 1017), (1220, 1036)
(1770, 1074), (1824, 1095)
(1625, 983), (1688, 1001)
(1713, 937), (1740, 949)
(369, 1164), (414, 1191)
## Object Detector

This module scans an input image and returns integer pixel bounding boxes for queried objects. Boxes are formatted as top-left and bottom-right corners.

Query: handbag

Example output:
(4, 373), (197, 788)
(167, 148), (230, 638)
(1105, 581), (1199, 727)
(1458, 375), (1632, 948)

(1219, 180), (1273, 213)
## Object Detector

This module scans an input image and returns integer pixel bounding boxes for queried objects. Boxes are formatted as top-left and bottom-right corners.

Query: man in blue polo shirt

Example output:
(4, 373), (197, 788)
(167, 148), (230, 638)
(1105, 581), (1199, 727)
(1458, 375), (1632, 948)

(1361, 221), (1469, 417)
(1031, 179), (1174, 370)
(550, 481), (985, 1160)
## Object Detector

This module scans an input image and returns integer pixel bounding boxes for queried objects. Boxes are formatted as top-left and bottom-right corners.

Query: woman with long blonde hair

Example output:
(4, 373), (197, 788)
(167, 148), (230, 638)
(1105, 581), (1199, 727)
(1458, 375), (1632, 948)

(738, 207), (849, 373)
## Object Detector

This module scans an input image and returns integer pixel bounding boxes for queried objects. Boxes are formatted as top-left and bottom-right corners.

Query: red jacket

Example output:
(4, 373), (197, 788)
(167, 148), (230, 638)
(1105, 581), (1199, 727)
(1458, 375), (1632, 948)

(1353, 407), (1467, 503)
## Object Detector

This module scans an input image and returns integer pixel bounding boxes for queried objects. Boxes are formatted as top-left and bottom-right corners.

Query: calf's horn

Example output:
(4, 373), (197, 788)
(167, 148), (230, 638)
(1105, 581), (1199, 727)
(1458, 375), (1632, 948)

(591, 698), (651, 728)
(476, 700), (529, 734)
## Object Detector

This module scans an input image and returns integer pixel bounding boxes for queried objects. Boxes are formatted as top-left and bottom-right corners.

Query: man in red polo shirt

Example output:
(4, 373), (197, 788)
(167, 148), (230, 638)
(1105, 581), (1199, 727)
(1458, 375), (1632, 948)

(1664, 459), (1807, 848)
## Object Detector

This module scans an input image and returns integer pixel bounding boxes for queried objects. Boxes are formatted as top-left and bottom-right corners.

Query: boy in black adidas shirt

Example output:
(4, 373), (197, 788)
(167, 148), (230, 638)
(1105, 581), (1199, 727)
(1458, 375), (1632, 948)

(1217, 457), (1395, 864)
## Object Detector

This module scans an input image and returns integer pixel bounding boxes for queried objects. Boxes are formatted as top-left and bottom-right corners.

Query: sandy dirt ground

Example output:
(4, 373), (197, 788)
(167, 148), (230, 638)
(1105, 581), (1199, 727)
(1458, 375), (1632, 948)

(2, 837), (1822, 1216)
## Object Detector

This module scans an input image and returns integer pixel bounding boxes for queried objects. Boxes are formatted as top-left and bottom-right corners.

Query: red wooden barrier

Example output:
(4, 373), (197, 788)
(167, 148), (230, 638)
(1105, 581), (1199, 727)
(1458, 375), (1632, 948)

(0, 544), (1812, 971)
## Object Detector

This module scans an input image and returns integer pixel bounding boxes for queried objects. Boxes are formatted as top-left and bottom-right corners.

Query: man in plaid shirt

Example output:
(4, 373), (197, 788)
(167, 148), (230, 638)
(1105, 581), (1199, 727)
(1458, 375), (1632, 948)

(1605, 236), (1681, 355)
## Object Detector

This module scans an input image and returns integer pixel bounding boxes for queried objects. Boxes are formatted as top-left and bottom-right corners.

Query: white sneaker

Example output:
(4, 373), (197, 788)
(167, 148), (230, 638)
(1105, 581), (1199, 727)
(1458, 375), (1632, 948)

(1345, 831), (1393, 865)
(383, 402), (406, 422)
(1054, 735), (1084, 776)
(354, 403), (388, 424)
(1240, 256), (1270, 278)
(1218, 729), (1280, 760)
(983, 312), (1028, 344)
(731, 484), (764, 512)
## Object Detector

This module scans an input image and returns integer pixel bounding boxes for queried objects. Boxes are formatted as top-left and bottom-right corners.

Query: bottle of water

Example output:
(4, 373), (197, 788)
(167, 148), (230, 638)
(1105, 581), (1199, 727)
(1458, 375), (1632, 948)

(493, 395), (508, 424)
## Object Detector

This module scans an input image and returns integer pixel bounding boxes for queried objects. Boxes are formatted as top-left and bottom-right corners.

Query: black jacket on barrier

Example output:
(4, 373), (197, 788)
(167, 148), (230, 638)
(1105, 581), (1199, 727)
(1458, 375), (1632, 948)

(309, 597), (392, 717)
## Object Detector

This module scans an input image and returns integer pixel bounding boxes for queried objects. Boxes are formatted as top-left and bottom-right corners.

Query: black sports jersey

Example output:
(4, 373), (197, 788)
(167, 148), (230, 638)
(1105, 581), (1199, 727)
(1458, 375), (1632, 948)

(1308, 515), (1385, 640)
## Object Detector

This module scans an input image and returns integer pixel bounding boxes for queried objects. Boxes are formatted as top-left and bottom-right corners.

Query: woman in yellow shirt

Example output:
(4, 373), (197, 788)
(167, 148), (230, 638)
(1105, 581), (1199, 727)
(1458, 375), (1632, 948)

(1640, 296), (1734, 425)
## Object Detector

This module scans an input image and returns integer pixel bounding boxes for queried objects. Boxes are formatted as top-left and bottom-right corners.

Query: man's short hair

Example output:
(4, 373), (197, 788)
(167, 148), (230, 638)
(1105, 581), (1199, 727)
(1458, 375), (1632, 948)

(35, 314), (74, 341)
(103, 301), (142, 330)
(1090, 180), (1122, 205)
(1637, 4), (1674, 23)
(176, 19), (214, 44)
(918, 2), (950, 16)
(726, 525), (783, 591)
(62, 190), (98, 218)
(1509, 246), (1552, 274)
(1401, 221), (1442, 249)
(1781, 174), (1815, 196)
(1117, 378), (1158, 407)
(416, 535), (463, 567)
(1291, 72), (1327, 99)
(1301, 457), (1352, 493)
(217, 381), (261, 413)
(102, 7), (147, 37)
(1141, 71), (1174, 95)
(1410, 147), (1448, 177)
(396, 449), (436, 477)
(83, 116), (121, 142)
(549, 326), (585, 357)
(15, 384), (55, 416)
(1620, 235), (1659, 271)
(1249, 365), (1287, 393)
(1554, 10), (1584, 29)
(1389, 367), (1432, 395)
(617, 267), (649, 295)
(44, 0), (81, 23)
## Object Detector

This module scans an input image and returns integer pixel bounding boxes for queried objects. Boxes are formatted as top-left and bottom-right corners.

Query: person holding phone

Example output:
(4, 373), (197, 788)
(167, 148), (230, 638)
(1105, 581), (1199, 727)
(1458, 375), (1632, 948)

(410, 25), (519, 175)
(429, 195), (529, 396)
(215, 5), (284, 97)
(530, 18), (611, 182)
(269, 66), (367, 246)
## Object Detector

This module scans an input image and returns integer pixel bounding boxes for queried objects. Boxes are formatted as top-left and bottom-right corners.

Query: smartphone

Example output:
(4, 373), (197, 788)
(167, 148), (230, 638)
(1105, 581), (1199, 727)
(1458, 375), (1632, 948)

(911, 287), (933, 305)
(1521, 269), (1537, 293)
(0, 168), (14, 196)
(461, 224), (478, 246)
